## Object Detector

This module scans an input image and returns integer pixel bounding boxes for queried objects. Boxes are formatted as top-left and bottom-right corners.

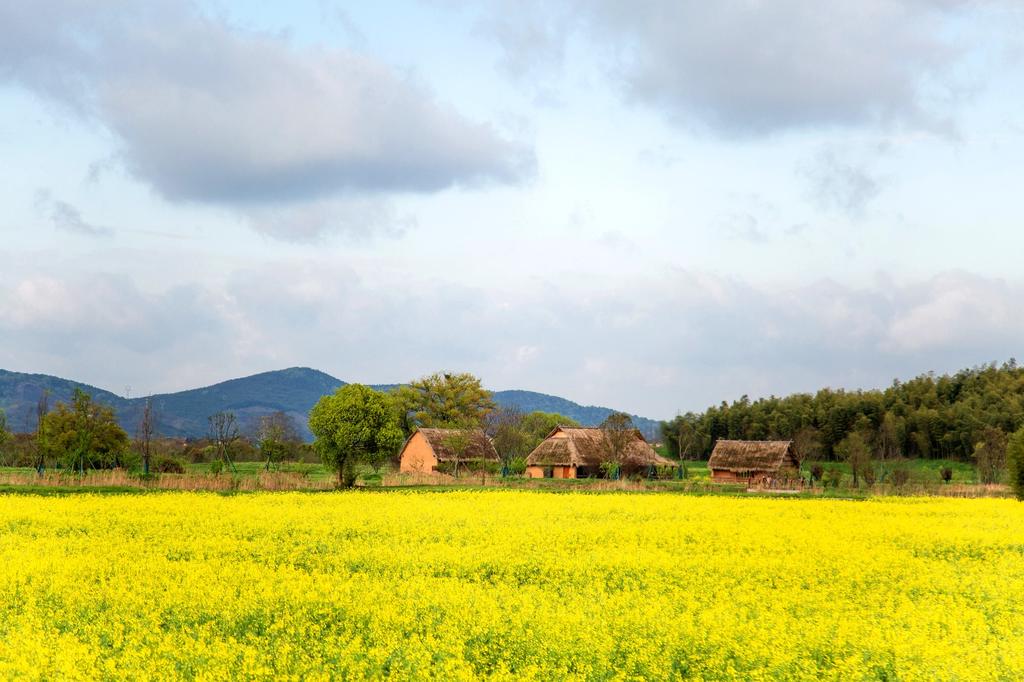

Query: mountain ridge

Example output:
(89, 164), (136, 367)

(0, 367), (662, 440)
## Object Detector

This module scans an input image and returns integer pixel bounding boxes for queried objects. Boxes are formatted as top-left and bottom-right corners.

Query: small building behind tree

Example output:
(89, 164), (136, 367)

(398, 427), (499, 474)
(525, 426), (672, 478)
(707, 439), (800, 485)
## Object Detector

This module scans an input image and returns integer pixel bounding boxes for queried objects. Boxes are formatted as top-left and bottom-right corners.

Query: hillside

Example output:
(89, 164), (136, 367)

(0, 369), (131, 432)
(0, 368), (661, 440)
(491, 390), (660, 439)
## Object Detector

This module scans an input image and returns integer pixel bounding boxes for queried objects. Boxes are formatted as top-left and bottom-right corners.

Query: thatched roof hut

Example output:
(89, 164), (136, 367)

(398, 428), (498, 473)
(417, 428), (497, 461)
(525, 426), (672, 478)
(707, 439), (799, 483)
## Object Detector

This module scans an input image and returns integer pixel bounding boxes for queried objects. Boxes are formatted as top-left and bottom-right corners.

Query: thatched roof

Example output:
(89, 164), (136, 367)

(415, 428), (499, 462)
(707, 440), (799, 473)
(526, 427), (668, 468)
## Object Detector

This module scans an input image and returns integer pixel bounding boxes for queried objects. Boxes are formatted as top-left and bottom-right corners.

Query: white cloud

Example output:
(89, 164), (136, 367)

(2, 264), (1021, 417)
(0, 1), (533, 239)
(482, 0), (1010, 136)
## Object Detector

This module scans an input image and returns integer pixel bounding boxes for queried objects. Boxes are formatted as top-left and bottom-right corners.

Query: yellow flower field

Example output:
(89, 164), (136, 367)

(0, 491), (1022, 680)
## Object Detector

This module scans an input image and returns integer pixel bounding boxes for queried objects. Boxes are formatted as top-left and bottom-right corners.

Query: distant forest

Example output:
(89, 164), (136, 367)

(662, 361), (1024, 461)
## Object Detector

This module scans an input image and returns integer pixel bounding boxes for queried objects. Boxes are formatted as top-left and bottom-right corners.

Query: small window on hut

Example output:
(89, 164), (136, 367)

(543, 467), (554, 478)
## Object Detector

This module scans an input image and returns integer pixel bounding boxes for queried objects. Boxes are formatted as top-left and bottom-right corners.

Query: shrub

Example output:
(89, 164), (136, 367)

(600, 462), (621, 480)
(188, 446), (212, 464)
(508, 457), (527, 476)
(435, 460), (500, 476)
(118, 450), (142, 472)
(811, 464), (824, 482)
(891, 468), (910, 488)
(154, 456), (186, 474)
(940, 467), (953, 484)
(824, 468), (843, 489)
(209, 460), (224, 475)
(655, 465), (676, 480)
(861, 467), (877, 486)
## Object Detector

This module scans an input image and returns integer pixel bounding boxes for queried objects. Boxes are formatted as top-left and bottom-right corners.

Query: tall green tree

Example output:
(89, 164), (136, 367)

(835, 431), (871, 487)
(791, 426), (822, 470)
(0, 409), (11, 461)
(34, 390), (49, 475)
(486, 406), (530, 476)
(309, 384), (404, 487)
(40, 388), (129, 473)
(1007, 426), (1024, 500)
(394, 372), (495, 433)
(599, 412), (635, 479)
(136, 397), (156, 476)
(973, 426), (1008, 485)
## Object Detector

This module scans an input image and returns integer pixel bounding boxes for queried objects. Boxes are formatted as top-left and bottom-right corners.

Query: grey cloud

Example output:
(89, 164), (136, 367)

(35, 192), (113, 237)
(800, 151), (882, 218)
(0, 1), (533, 237)
(3, 264), (1022, 418)
(484, 0), (993, 135)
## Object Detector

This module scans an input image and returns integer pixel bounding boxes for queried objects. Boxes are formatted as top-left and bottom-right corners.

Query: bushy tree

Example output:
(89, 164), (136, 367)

(486, 406), (530, 476)
(394, 372), (495, 433)
(309, 384), (404, 487)
(973, 426), (1008, 484)
(255, 411), (301, 471)
(40, 389), (129, 472)
(1006, 427), (1024, 500)
(441, 424), (477, 479)
(835, 431), (871, 487)
(600, 412), (635, 479)
(521, 411), (580, 442)
(791, 426), (821, 469)
(877, 412), (905, 460)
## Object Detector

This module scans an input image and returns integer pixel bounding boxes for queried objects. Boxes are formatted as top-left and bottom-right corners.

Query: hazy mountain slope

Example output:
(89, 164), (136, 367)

(145, 367), (344, 438)
(492, 390), (661, 439)
(0, 368), (661, 440)
(0, 369), (130, 433)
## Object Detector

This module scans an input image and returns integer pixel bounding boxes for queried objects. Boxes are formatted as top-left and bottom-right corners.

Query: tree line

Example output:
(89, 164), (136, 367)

(664, 361), (1024, 459)
(309, 372), (585, 485)
(662, 360), (1024, 489)
(5, 363), (1024, 497)
(0, 372), (588, 486)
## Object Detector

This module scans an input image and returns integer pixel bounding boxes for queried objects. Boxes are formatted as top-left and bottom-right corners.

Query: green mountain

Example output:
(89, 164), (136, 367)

(490, 390), (660, 439)
(0, 368), (661, 440)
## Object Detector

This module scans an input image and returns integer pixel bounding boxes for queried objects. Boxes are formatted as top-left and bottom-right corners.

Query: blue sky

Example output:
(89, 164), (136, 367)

(2, 1), (1023, 418)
